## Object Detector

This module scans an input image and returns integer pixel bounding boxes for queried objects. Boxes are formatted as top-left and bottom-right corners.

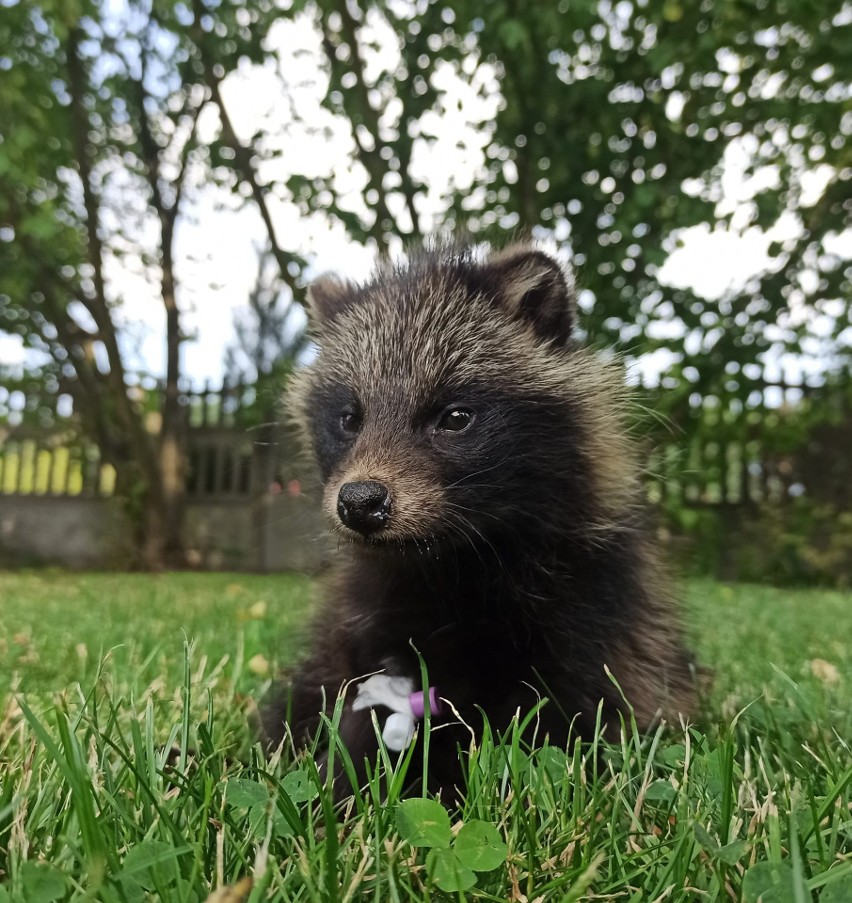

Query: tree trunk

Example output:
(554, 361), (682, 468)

(66, 28), (170, 569)
(159, 234), (186, 568)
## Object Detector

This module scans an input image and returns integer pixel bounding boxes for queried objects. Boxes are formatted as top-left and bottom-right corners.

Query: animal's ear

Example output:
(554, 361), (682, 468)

(305, 274), (356, 328)
(486, 247), (576, 345)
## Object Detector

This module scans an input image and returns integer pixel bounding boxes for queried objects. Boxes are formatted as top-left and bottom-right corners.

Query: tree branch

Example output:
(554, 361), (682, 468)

(64, 27), (160, 484)
(334, 0), (421, 239)
(8, 228), (122, 462)
(210, 72), (304, 297)
(187, 1), (303, 297)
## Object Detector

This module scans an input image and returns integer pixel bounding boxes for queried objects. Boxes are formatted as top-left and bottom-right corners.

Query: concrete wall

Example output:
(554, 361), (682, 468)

(0, 496), (134, 568)
(0, 492), (331, 572)
(254, 491), (330, 573)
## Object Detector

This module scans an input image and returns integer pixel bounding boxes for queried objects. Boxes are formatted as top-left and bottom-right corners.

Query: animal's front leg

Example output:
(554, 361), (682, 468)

(260, 649), (351, 751)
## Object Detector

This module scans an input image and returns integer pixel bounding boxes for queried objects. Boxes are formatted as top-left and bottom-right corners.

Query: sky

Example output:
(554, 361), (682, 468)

(1, 7), (849, 388)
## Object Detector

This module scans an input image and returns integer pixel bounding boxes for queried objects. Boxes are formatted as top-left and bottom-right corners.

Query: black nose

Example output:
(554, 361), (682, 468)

(337, 481), (392, 534)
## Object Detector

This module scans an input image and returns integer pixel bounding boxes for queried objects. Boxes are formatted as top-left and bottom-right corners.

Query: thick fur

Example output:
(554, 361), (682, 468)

(262, 242), (697, 799)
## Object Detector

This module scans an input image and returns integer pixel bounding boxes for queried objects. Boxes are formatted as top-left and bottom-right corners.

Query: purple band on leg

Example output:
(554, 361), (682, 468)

(409, 687), (442, 719)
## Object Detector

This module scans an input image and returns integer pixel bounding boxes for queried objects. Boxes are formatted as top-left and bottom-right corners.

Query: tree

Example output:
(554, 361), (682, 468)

(251, 0), (484, 251)
(224, 247), (308, 385)
(0, 0), (305, 566)
(443, 0), (851, 387)
(2, 0), (498, 567)
(273, 0), (850, 388)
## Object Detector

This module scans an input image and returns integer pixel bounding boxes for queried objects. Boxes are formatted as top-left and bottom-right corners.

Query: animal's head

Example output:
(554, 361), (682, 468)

(290, 243), (635, 551)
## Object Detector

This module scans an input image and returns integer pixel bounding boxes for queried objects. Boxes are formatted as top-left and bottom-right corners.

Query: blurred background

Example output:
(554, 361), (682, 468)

(0, 0), (849, 584)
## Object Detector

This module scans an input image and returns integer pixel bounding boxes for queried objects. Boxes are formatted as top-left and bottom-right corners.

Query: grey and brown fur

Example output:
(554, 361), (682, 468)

(262, 241), (697, 799)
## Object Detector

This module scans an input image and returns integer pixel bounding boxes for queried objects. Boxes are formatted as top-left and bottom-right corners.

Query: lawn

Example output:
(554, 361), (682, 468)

(0, 571), (850, 902)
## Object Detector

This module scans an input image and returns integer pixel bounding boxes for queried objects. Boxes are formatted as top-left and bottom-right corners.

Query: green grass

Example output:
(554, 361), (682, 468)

(1, 572), (850, 902)
(0, 571), (315, 694)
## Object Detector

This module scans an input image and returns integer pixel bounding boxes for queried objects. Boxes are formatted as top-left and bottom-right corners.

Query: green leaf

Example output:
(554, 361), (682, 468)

(18, 862), (66, 902)
(694, 823), (748, 865)
(714, 840), (749, 866)
(742, 861), (796, 903)
(116, 880), (146, 903)
(662, 744), (686, 767)
(426, 848), (477, 893)
(694, 823), (717, 849)
(121, 840), (186, 890)
(175, 878), (202, 903)
(227, 778), (269, 809)
(281, 768), (318, 803)
(644, 779), (677, 804)
(533, 747), (569, 784)
(453, 820), (508, 872)
(248, 802), (293, 839)
(820, 874), (852, 903)
(0, 886), (10, 902)
(395, 798), (452, 848)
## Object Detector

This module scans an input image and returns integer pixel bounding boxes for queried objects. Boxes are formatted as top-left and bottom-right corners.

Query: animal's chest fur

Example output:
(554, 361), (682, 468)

(335, 557), (562, 719)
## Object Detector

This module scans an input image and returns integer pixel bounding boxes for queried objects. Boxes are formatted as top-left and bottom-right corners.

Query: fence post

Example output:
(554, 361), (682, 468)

(250, 418), (278, 573)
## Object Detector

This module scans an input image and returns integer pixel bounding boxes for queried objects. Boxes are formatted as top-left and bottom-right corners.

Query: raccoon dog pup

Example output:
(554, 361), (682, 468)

(263, 242), (696, 798)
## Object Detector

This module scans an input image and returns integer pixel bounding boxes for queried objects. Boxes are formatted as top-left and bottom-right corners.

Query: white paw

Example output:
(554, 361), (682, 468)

(351, 673), (415, 715)
(382, 712), (416, 751)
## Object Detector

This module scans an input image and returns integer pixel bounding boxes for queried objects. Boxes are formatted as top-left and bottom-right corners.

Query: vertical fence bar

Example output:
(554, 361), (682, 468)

(219, 378), (230, 428)
(201, 379), (211, 428)
(63, 446), (76, 495)
(49, 443), (61, 494)
(21, 440), (35, 494)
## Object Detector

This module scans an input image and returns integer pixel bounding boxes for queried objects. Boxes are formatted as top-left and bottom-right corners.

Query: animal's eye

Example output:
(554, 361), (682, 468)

(436, 408), (474, 432)
(339, 410), (361, 436)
